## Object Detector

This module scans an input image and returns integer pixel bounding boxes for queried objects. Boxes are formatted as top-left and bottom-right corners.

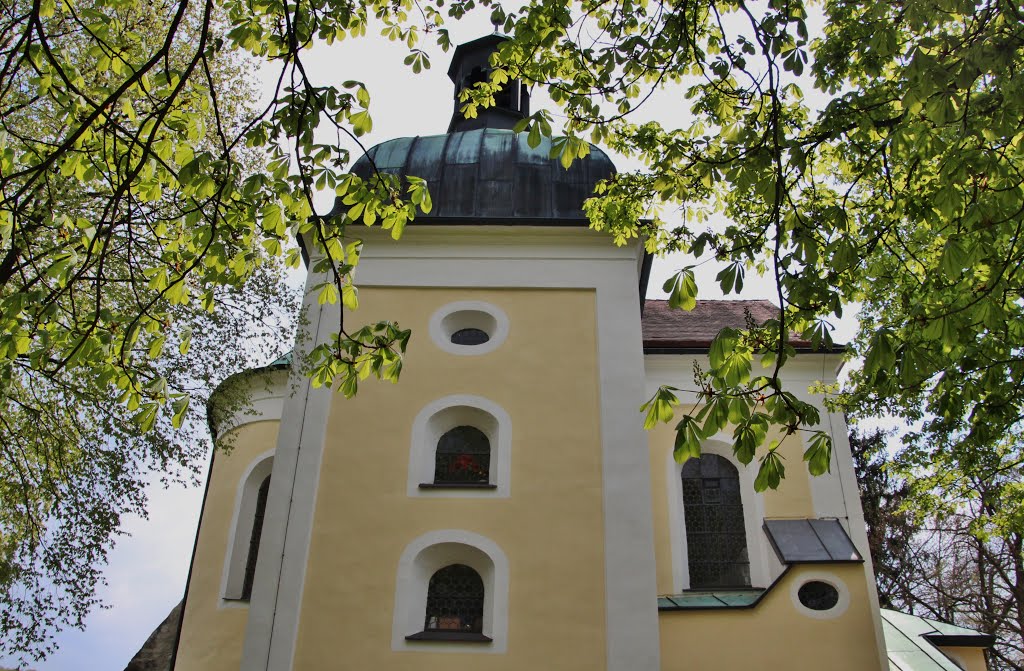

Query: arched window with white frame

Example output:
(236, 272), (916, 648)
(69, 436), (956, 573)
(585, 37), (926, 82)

(680, 454), (750, 588)
(223, 452), (274, 601)
(241, 474), (271, 600)
(392, 530), (509, 652)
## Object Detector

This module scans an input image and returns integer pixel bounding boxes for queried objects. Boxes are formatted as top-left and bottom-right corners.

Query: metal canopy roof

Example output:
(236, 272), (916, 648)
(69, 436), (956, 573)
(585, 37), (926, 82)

(763, 519), (863, 564)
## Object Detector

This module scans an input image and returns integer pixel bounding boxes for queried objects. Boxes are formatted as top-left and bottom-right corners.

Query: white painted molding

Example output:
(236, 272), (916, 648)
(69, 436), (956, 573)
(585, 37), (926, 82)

(666, 439), (773, 592)
(428, 301), (510, 356)
(221, 450), (275, 603)
(211, 370), (288, 436)
(407, 395), (512, 498)
(391, 530), (510, 654)
(789, 571), (851, 620)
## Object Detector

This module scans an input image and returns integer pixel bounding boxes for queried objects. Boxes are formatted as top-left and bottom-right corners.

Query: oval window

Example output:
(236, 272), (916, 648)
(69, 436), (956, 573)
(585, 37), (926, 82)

(797, 581), (840, 611)
(430, 302), (508, 355)
(451, 328), (490, 346)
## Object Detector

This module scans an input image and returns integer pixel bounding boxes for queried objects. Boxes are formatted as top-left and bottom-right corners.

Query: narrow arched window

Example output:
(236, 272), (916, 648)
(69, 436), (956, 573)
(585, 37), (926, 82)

(434, 426), (490, 484)
(681, 455), (750, 588)
(424, 564), (484, 633)
(241, 475), (271, 600)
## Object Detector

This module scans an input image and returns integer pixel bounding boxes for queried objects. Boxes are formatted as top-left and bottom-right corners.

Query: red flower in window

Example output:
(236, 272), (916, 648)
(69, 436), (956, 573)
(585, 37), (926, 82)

(453, 454), (482, 473)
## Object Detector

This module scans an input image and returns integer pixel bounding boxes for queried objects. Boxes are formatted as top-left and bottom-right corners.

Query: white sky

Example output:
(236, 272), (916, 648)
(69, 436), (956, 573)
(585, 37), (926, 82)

(18, 8), (860, 670)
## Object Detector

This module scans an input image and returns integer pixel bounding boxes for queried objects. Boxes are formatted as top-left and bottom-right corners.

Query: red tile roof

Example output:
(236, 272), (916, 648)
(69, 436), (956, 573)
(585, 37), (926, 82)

(642, 299), (815, 350)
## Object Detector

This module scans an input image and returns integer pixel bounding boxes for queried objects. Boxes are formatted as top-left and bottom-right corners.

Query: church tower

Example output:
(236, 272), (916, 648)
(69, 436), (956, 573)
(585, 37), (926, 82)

(170, 33), (896, 671)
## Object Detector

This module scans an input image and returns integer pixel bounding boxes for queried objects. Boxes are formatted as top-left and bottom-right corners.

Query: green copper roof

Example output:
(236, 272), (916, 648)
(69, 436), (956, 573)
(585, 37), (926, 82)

(347, 128), (616, 222)
(658, 589), (766, 610)
(882, 609), (993, 671)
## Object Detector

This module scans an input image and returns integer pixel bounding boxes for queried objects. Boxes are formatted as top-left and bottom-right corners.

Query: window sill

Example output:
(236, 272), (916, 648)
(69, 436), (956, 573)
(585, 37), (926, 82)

(418, 482), (497, 490)
(406, 631), (493, 643)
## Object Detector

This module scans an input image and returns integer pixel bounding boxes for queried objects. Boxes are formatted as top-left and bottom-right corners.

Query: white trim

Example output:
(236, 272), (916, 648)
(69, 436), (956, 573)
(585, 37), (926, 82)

(391, 530), (510, 654)
(407, 395), (512, 498)
(789, 571), (850, 620)
(666, 439), (773, 591)
(429, 301), (510, 355)
(220, 450), (275, 604)
(211, 370), (288, 436)
(240, 275), (336, 671)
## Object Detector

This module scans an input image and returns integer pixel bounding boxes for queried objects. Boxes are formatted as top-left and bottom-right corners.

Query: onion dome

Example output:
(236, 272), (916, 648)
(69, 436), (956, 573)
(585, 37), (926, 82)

(347, 34), (616, 223)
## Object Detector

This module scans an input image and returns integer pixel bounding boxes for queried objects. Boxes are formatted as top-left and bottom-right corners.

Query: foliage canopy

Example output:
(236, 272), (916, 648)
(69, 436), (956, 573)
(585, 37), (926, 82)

(482, 0), (1024, 498)
(3, 0), (1024, 659)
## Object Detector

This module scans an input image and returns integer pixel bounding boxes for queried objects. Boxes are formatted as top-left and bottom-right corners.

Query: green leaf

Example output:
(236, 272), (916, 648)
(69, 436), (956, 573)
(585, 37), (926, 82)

(803, 432), (832, 476)
(754, 449), (786, 491)
(673, 415), (705, 463)
(132, 403), (159, 433)
(663, 268), (698, 311)
(732, 413), (768, 464)
(641, 386), (679, 429)
(864, 329), (896, 378)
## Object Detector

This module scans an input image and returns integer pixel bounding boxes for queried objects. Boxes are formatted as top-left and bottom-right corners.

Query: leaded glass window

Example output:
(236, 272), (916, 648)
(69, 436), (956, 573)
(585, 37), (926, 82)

(424, 564), (484, 633)
(434, 426), (490, 484)
(681, 455), (750, 588)
(242, 475), (271, 600)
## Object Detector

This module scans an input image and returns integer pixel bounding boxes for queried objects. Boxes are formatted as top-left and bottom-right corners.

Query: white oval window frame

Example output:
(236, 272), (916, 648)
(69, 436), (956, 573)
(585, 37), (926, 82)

(790, 572), (850, 620)
(429, 301), (509, 356)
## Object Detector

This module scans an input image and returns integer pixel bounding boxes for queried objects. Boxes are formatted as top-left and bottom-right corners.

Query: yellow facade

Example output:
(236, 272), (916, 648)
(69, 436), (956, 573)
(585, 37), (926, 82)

(937, 646), (989, 671)
(175, 419), (280, 671)
(659, 564), (882, 670)
(291, 287), (607, 670)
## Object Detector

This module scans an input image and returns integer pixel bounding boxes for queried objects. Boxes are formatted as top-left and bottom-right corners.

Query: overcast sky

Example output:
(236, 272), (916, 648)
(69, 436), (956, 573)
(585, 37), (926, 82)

(13, 7), (854, 670)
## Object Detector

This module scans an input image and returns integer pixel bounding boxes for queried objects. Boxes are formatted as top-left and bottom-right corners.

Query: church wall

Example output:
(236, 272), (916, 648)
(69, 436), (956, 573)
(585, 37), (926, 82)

(290, 286), (608, 671)
(659, 563), (882, 670)
(938, 646), (988, 671)
(174, 419), (281, 671)
(644, 353), (887, 670)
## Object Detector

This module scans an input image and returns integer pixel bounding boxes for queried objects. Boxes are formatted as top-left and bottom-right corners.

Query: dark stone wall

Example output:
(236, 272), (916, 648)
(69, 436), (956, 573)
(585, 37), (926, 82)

(123, 601), (182, 671)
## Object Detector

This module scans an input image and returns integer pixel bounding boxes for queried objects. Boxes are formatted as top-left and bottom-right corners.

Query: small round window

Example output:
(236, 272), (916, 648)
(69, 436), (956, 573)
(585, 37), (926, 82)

(430, 302), (508, 355)
(797, 581), (840, 611)
(451, 328), (489, 346)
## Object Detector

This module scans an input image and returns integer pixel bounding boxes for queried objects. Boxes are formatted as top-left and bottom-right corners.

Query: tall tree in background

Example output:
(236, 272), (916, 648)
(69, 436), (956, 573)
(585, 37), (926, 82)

(849, 429), (917, 611)
(853, 429), (1024, 669)
(0, 0), (303, 662)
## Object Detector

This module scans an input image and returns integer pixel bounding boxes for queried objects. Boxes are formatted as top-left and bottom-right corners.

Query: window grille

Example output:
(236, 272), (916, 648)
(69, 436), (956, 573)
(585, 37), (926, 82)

(434, 426), (490, 484)
(242, 475), (271, 600)
(450, 328), (490, 345)
(424, 564), (485, 633)
(681, 455), (750, 588)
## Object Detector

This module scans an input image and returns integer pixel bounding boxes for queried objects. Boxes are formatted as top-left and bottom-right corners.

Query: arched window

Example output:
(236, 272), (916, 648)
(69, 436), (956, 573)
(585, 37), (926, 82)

(424, 564), (484, 633)
(681, 454), (750, 588)
(241, 475), (270, 600)
(434, 426), (490, 484)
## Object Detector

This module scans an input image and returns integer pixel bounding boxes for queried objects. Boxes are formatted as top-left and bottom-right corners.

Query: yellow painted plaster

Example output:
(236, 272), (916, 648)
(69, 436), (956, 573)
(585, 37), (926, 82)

(659, 564), (884, 670)
(647, 411), (818, 593)
(292, 287), (606, 671)
(938, 646), (989, 671)
(174, 420), (280, 671)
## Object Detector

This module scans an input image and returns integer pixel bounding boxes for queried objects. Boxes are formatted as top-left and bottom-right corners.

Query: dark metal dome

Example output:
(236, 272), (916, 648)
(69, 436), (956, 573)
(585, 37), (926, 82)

(349, 128), (616, 222)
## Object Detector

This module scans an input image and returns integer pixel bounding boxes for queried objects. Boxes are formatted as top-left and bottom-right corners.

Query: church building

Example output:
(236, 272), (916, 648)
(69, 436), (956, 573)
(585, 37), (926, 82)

(162, 33), (992, 671)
